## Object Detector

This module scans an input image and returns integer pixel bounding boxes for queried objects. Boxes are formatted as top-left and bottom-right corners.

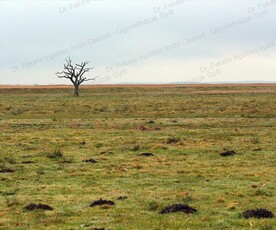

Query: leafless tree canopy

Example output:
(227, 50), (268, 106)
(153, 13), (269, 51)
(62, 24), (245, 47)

(56, 57), (97, 96)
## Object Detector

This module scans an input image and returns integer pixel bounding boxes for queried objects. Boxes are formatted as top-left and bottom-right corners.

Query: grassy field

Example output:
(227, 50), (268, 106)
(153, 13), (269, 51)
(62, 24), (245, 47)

(0, 84), (275, 230)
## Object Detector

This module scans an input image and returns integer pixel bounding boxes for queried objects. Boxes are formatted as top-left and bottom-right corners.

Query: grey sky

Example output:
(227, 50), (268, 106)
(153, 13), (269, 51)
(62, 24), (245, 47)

(0, 0), (275, 84)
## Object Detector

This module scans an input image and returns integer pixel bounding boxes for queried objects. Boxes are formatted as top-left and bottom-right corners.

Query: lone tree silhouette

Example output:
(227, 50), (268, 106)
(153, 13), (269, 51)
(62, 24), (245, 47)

(56, 57), (97, 96)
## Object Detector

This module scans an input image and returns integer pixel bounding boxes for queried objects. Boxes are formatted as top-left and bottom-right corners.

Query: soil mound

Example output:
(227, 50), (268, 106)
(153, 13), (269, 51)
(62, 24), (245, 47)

(21, 161), (34, 164)
(137, 125), (147, 130)
(90, 199), (115, 207)
(242, 208), (274, 219)
(138, 152), (154, 157)
(160, 204), (197, 214)
(253, 148), (261, 151)
(24, 203), (53, 211)
(220, 150), (236, 156)
(166, 137), (181, 144)
(83, 159), (97, 163)
(59, 160), (72, 164)
(100, 151), (113, 155)
(0, 168), (15, 173)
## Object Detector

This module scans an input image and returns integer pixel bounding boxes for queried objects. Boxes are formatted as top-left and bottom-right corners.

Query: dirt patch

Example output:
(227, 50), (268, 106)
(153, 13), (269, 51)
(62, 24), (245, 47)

(24, 203), (53, 211)
(160, 204), (197, 214)
(90, 199), (115, 207)
(117, 196), (128, 200)
(138, 152), (154, 157)
(242, 208), (274, 219)
(220, 150), (236, 156)
(0, 168), (15, 173)
(83, 159), (97, 163)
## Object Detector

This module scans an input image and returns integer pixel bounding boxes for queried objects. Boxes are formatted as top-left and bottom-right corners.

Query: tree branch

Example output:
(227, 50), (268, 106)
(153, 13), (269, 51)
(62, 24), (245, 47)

(79, 76), (99, 84)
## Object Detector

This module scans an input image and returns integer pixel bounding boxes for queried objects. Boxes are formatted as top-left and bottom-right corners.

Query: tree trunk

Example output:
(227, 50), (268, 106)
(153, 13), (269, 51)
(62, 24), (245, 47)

(74, 84), (79, 97)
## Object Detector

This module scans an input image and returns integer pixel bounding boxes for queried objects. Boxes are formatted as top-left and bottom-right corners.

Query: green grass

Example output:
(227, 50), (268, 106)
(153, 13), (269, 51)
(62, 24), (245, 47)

(0, 85), (275, 229)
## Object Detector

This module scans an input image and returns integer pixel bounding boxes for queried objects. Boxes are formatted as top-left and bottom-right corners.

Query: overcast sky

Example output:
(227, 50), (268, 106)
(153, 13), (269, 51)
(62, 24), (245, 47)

(0, 0), (276, 84)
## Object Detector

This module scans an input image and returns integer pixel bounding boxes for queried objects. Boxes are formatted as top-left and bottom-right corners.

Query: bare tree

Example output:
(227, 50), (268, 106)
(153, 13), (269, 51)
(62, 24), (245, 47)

(56, 57), (97, 96)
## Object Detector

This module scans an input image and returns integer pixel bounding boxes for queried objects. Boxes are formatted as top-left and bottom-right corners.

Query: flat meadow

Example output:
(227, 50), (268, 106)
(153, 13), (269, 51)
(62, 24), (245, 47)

(0, 84), (275, 229)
